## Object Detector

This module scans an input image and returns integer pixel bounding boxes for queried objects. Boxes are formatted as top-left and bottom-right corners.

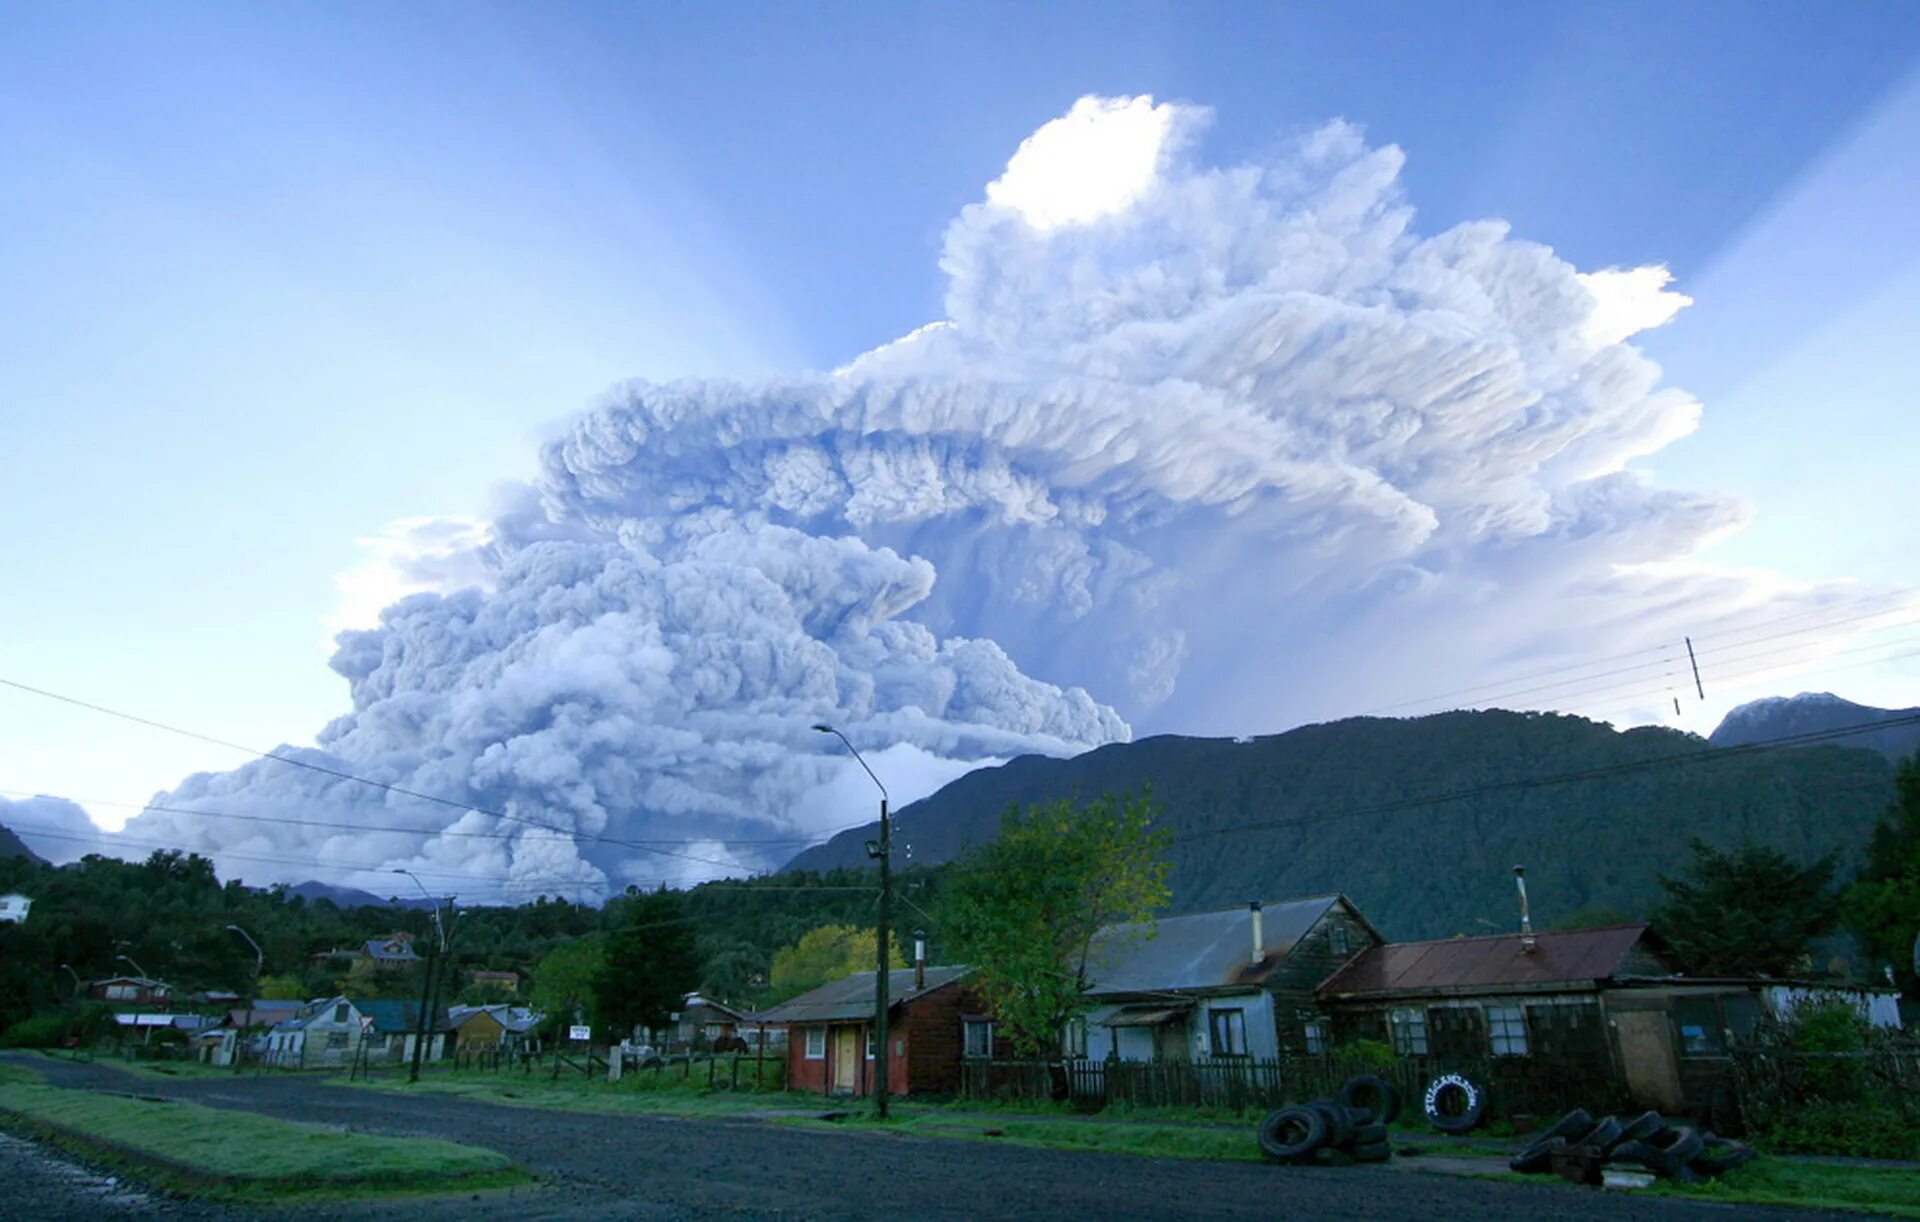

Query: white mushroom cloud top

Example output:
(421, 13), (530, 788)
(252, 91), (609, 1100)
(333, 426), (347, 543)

(115, 96), (1847, 901)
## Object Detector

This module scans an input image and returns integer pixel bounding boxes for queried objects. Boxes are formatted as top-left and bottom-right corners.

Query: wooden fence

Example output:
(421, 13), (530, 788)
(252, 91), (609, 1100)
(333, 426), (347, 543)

(961, 1052), (1619, 1120)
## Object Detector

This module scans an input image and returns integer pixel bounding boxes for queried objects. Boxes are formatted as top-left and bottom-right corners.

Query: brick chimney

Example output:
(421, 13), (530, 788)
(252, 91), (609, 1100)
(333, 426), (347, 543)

(1249, 901), (1264, 965)
(913, 929), (927, 991)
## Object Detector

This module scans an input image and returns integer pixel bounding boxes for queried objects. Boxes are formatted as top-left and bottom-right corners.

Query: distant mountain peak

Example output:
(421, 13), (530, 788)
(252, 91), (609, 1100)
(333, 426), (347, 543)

(1710, 692), (1918, 761)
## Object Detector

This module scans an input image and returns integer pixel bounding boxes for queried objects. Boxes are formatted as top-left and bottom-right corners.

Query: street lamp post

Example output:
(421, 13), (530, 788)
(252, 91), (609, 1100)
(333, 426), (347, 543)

(58, 963), (82, 999)
(226, 925), (264, 1072)
(812, 723), (893, 1119)
(393, 869), (449, 1083)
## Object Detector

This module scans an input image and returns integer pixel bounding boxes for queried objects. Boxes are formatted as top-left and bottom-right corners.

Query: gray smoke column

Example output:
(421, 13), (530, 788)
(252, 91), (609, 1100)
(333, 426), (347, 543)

(110, 96), (1863, 898)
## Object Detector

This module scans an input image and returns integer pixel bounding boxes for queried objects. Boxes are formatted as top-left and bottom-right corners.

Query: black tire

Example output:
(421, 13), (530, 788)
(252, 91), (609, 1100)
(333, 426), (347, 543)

(1605, 1138), (1664, 1170)
(1308, 1098), (1353, 1149)
(1692, 1140), (1756, 1177)
(1339, 1074), (1401, 1126)
(1652, 1125), (1705, 1166)
(1422, 1074), (1485, 1134)
(1616, 1111), (1666, 1145)
(1509, 1134), (1566, 1174)
(1350, 1122), (1389, 1146)
(1258, 1106), (1328, 1163)
(1576, 1115), (1625, 1154)
(1350, 1140), (1392, 1162)
(1539, 1107), (1595, 1144)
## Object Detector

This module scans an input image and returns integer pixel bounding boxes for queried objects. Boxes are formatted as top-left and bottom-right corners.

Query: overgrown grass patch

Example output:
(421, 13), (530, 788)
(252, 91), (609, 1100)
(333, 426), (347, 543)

(0, 1080), (524, 1203)
(339, 1064), (819, 1119)
(1654, 1159), (1920, 1219)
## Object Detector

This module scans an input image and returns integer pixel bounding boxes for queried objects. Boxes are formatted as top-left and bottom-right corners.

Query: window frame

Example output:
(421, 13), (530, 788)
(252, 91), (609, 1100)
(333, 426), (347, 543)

(1302, 1018), (1327, 1055)
(962, 1018), (994, 1061)
(803, 1026), (826, 1060)
(1485, 1003), (1529, 1057)
(1389, 1007), (1429, 1056)
(1208, 1007), (1249, 1057)
(1328, 924), (1350, 957)
(1062, 1017), (1088, 1058)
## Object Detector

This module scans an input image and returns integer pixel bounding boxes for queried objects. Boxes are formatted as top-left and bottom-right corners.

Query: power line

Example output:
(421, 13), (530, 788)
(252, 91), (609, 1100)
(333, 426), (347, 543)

(1170, 712), (1920, 846)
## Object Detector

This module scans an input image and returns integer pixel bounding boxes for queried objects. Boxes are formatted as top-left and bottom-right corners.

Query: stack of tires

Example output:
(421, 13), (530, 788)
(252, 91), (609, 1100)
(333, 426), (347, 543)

(1257, 1074), (1400, 1166)
(1509, 1109), (1758, 1184)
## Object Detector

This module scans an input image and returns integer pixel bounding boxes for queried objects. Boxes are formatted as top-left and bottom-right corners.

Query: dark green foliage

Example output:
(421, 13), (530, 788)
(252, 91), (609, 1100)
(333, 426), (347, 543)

(1840, 753), (1920, 995)
(1653, 839), (1839, 976)
(784, 711), (1898, 939)
(592, 889), (700, 1037)
(941, 791), (1170, 1056)
(1754, 1103), (1920, 1160)
(1550, 905), (1638, 930)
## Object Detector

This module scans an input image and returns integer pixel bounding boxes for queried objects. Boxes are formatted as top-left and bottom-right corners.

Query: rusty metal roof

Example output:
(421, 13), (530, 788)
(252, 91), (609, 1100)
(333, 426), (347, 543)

(1083, 895), (1358, 996)
(753, 966), (971, 1026)
(1317, 924), (1654, 999)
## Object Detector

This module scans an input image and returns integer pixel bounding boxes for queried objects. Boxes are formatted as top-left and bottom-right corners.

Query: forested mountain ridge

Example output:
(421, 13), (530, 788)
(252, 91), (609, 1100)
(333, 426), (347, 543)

(0, 824), (43, 864)
(784, 710), (1901, 940)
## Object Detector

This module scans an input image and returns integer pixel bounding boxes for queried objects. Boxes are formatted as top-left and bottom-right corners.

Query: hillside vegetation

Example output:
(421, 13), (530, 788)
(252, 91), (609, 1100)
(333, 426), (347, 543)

(786, 710), (1899, 939)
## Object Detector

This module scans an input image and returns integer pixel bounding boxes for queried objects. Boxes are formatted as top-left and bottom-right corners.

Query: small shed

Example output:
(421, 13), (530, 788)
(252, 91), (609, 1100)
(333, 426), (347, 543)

(757, 966), (981, 1097)
(0, 893), (31, 924)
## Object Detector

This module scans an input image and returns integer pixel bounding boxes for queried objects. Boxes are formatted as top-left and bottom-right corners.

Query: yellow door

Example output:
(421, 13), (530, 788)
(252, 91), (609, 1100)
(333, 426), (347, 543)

(833, 1026), (860, 1093)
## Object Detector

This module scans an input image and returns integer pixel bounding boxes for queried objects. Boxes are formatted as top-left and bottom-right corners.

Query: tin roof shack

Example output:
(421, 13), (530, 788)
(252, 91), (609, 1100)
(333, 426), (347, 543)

(639, 993), (754, 1052)
(89, 976), (174, 1008)
(1317, 923), (1763, 1119)
(1081, 896), (1381, 1063)
(757, 966), (981, 1097)
(449, 1004), (543, 1052)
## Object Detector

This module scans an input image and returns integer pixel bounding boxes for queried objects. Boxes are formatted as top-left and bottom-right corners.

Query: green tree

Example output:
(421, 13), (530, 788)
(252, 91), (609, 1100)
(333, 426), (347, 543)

(592, 890), (701, 1038)
(766, 925), (903, 1004)
(256, 973), (307, 1001)
(1842, 753), (1920, 996)
(530, 937), (604, 1025)
(1653, 839), (1839, 976)
(940, 790), (1170, 1057)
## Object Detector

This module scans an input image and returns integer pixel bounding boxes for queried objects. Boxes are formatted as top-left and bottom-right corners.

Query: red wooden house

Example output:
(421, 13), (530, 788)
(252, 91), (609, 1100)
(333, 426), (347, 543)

(757, 965), (985, 1097)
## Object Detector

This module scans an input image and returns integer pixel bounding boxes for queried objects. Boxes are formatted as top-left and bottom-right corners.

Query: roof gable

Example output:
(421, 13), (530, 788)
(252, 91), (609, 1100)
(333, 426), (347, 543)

(1317, 924), (1663, 998)
(756, 966), (971, 1025)
(1083, 895), (1353, 995)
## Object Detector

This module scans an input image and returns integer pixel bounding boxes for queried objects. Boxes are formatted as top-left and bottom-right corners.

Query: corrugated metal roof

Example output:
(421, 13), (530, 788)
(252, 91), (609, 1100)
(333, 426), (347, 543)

(755, 966), (971, 1026)
(1083, 895), (1344, 996)
(1318, 924), (1653, 998)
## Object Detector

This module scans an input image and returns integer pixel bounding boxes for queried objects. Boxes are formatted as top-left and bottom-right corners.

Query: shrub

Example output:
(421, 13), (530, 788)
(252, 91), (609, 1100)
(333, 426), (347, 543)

(1330, 1038), (1396, 1074)
(1755, 1101), (1920, 1160)
(0, 1012), (73, 1048)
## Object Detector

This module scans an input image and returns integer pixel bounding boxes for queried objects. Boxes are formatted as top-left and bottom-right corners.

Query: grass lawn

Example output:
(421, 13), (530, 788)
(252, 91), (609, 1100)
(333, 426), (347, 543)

(339, 1063), (813, 1119)
(1654, 1159), (1920, 1219)
(0, 1078), (526, 1203)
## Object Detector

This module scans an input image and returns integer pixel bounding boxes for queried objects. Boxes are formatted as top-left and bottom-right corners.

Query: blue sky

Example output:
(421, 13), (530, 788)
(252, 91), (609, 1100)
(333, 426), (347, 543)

(3, 1), (1917, 827)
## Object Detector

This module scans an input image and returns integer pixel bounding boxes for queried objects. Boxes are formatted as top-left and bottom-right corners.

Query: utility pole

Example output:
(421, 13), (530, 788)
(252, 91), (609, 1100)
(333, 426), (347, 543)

(226, 925), (264, 1073)
(812, 723), (892, 1118)
(395, 869), (448, 1084)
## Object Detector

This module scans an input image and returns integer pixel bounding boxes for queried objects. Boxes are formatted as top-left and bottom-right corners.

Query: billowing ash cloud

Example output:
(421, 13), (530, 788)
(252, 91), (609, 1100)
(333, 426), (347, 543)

(100, 96), (1864, 898)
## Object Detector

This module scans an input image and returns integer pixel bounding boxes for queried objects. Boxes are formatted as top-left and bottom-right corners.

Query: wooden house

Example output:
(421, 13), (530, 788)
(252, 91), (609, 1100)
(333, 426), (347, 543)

(757, 965), (983, 1097)
(88, 975), (174, 1008)
(1079, 896), (1383, 1062)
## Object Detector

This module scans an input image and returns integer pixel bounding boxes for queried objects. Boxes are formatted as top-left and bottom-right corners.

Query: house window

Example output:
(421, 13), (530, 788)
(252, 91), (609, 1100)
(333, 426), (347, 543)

(865, 1029), (876, 1059)
(803, 1027), (826, 1059)
(1208, 1008), (1248, 1057)
(333, 1003), (349, 1024)
(962, 1019), (994, 1060)
(1063, 1018), (1088, 1058)
(326, 1032), (349, 1050)
(1329, 924), (1350, 957)
(105, 984), (137, 1001)
(1486, 1004), (1529, 1056)
(1390, 1008), (1429, 1056)
(1303, 1019), (1327, 1054)
(1673, 998), (1725, 1055)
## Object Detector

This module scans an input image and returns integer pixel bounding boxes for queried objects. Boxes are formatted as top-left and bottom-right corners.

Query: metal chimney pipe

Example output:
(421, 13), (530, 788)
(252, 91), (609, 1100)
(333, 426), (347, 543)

(1514, 866), (1537, 952)
(913, 930), (927, 991)
(1249, 901), (1264, 965)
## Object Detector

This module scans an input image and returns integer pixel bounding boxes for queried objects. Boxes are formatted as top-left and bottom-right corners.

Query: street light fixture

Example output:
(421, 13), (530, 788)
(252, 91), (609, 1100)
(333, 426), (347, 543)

(226, 925), (264, 1073)
(58, 963), (82, 998)
(393, 869), (451, 1083)
(812, 722), (894, 1119)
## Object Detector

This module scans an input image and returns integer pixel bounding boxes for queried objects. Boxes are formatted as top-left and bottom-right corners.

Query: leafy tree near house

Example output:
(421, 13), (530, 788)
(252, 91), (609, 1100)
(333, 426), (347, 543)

(1652, 838), (1840, 976)
(256, 973), (307, 1001)
(940, 790), (1170, 1057)
(530, 937), (605, 1026)
(592, 889), (701, 1037)
(766, 924), (904, 1005)
(1842, 753), (1920, 996)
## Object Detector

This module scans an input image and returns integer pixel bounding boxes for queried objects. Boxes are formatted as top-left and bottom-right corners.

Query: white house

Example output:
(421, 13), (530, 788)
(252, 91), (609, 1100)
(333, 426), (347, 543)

(0, 893), (31, 924)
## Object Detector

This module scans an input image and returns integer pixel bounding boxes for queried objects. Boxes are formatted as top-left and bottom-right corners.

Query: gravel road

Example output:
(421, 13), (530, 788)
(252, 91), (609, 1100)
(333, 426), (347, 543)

(0, 1054), (1862, 1220)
